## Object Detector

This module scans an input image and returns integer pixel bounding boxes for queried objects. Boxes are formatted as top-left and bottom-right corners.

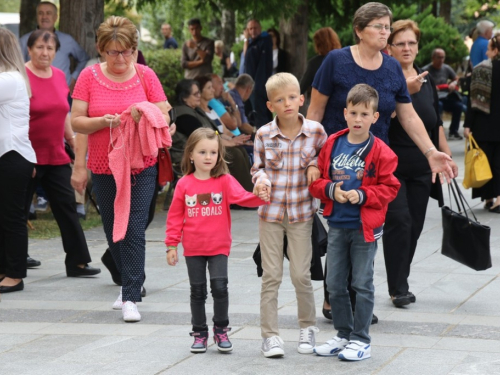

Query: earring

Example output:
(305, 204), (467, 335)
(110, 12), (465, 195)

(190, 160), (193, 164)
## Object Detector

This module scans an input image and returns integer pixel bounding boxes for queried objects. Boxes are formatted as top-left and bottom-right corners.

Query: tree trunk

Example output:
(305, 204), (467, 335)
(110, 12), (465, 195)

(59, 0), (104, 58)
(439, 0), (451, 23)
(220, 8), (235, 50)
(19, 0), (40, 37)
(279, 3), (308, 79)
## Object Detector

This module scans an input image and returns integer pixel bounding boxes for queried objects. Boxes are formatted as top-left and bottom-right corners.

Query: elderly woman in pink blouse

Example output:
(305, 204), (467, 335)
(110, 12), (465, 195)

(71, 16), (171, 323)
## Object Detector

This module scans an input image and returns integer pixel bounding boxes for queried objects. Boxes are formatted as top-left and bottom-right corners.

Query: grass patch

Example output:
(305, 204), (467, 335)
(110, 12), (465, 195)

(28, 187), (172, 240)
(28, 204), (102, 240)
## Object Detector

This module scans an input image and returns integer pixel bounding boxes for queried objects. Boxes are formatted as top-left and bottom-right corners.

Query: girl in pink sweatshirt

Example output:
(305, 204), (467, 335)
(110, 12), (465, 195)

(165, 128), (269, 353)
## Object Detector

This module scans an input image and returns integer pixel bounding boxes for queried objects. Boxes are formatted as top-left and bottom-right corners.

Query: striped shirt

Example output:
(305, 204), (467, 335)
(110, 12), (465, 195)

(252, 114), (327, 223)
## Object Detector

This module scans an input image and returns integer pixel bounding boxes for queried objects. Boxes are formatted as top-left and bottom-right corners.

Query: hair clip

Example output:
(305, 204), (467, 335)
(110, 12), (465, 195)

(215, 130), (219, 135)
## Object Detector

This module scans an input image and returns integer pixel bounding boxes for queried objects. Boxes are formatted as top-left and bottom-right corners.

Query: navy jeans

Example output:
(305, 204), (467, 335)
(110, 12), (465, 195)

(326, 227), (377, 344)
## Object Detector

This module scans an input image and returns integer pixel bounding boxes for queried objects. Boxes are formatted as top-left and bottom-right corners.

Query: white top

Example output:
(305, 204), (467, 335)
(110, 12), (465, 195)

(205, 109), (225, 133)
(0, 71), (37, 163)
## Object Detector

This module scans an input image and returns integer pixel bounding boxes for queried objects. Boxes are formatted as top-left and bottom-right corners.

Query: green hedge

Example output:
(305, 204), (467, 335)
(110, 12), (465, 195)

(142, 49), (184, 103)
(143, 48), (223, 105)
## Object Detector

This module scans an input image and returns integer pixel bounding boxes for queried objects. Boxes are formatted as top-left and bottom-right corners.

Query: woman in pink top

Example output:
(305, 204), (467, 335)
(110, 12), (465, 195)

(71, 16), (172, 323)
(24, 30), (101, 279)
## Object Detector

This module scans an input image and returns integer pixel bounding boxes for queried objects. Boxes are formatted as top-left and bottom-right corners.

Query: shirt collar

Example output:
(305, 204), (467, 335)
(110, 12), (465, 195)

(269, 113), (312, 138)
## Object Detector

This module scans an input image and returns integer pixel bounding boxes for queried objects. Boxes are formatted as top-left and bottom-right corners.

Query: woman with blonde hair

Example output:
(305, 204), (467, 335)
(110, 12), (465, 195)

(71, 16), (172, 322)
(0, 28), (37, 293)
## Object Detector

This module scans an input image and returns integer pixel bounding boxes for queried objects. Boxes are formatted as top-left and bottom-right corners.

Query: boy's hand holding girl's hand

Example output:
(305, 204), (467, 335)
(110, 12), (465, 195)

(254, 183), (271, 202)
(166, 247), (178, 266)
(306, 166), (321, 185)
(333, 181), (360, 204)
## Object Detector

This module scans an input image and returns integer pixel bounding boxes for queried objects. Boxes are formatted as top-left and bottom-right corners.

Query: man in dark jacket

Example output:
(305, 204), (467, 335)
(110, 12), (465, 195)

(244, 19), (273, 127)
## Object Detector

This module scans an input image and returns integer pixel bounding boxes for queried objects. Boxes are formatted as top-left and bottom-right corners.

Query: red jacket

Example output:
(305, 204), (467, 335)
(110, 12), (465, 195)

(309, 129), (400, 242)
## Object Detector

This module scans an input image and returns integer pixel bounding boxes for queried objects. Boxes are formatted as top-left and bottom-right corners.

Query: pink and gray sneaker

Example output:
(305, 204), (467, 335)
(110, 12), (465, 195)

(213, 326), (233, 352)
(190, 331), (209, 353)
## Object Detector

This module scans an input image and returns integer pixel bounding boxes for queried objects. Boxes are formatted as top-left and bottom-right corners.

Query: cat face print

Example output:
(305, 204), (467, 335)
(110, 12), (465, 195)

(212, 192), (223, 204)
(185, 194), (197, 207)
(197, 193), (211, 206)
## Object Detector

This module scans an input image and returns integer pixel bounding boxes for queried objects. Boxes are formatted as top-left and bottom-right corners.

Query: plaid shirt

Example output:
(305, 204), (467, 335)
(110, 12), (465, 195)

(252, 114), (327, 223)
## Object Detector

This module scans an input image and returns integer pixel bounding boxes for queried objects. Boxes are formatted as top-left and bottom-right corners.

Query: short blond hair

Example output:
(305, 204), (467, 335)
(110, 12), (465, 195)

(265, 73), (300, 99)
(97, 16), (138, 53)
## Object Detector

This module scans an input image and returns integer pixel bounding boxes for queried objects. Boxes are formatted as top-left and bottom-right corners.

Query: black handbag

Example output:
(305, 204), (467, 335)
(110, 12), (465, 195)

(252, 213), (328, 280)
(441, 179), (491, 271)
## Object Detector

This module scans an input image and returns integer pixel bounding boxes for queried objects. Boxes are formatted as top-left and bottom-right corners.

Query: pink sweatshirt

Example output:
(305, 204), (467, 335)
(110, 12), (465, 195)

(165, 174), (266, 256)
(110, 101), (172, 242)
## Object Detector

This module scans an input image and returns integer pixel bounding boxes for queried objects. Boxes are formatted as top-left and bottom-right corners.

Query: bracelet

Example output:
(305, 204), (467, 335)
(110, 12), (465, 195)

(167, 246), (177, 252)
(424, 147), (436, 157)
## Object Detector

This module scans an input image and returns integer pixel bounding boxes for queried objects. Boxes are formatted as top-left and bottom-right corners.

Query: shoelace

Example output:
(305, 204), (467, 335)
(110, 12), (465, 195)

(194, 336), (206, 345)
(299, 327), (319, 344)
(215, 332), (229, 342)
(267, 336), (282, 348)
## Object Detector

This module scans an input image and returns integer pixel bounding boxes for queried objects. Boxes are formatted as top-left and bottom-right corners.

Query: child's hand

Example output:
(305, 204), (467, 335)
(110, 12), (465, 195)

(344, 189), (360, 204)
(334, 181), (347, 203)
(306, 166), (321, 185)
(254, 183), (271, 202)
(166, 249), (178, 266)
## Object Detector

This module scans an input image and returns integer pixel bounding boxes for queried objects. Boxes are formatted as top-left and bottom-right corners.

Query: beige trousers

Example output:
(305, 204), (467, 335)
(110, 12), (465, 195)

(259, 213), (316, 338)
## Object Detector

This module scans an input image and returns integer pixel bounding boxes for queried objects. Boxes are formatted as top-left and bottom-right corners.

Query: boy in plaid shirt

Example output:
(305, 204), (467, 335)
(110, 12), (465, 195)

(251, 73), (327, 358)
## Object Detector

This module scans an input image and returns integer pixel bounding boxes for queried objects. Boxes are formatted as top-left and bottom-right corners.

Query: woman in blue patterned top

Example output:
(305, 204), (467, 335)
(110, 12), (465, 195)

(307, 2), (453, 326)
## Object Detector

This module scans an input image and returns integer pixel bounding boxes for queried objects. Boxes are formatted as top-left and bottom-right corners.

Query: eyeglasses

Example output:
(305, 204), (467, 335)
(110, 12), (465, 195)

(366, 24), (393, 33)
(191, 91), (201, 97)
(106, 49), (134, 57)
(390, 41), (418, 49)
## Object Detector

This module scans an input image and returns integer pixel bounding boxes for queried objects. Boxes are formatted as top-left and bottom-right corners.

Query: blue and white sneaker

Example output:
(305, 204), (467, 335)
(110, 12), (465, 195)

(338, 340), (371, 361)
(313, 336), (348, 356)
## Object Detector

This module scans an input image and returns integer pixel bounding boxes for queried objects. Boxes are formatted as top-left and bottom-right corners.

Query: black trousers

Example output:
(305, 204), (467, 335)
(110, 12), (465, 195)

(185, 255), (229, 331)
(28, 164), (91, 267)
(382, 146), (432, 297)
(0, 151), (34, 278)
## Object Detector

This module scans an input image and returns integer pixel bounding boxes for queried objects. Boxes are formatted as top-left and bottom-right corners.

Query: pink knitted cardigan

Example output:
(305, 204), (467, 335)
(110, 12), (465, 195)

(109, 101), (172, 242)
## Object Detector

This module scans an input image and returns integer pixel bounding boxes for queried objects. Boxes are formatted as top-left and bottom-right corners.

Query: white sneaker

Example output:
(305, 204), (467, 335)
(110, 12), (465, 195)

(338, 340), (371, 361)
(314, 336), (349, 356)
(35, 197), (48, 212)
(122, 301), (141, 322)
(261, 336), (285, 358)
(297, 326), (320, 354)
(112, 288), (122, 310)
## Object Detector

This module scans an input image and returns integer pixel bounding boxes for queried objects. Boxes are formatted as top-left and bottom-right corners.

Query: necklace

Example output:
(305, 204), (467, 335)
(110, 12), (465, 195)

(356, 45), (381, 69)
(356, 45), (364, 69)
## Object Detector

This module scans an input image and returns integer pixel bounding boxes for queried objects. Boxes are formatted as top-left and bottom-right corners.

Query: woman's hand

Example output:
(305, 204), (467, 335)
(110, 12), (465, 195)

(428, 150), (454, 183)
(231, 134), (251, 146)
(463, 128), (471, 138)
(66, 137), (76, 151)
(169, 123), (176, 136)
(406, 71), (429, 95)
(449, 159), (459, 178)
(131, 106), (142, 123)
(103, 114), (121, 128)
(71, 165), (88, 195)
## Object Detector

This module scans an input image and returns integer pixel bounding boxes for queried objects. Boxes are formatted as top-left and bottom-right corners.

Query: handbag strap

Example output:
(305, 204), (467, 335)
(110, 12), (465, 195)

(448, 178), (479, 222)
(134, 63), (149, 101)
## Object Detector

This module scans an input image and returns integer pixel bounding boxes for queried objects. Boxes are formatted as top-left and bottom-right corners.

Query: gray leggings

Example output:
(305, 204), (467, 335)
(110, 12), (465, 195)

(185, 255), (229, 331)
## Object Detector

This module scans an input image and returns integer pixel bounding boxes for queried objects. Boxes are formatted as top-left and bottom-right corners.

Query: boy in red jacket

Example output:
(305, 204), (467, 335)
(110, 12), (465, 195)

(309, 84), (400, 361)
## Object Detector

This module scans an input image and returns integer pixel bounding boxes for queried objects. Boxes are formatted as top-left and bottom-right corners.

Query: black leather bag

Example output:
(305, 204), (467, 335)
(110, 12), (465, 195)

(252, 213), (327, 280)
(441, 179), (491, 271)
